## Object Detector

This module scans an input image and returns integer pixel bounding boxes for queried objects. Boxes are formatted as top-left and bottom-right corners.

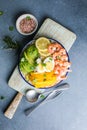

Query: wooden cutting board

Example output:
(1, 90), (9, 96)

(8, 18), (76, 95)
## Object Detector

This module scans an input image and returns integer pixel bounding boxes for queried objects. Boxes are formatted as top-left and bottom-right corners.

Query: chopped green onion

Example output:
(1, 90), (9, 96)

(33, 78), (37, 83)
(43, 73), (46, 77)
(49, 57), (52, 61)
(42, 63), (46, 67)
(40, 94), (45, 99)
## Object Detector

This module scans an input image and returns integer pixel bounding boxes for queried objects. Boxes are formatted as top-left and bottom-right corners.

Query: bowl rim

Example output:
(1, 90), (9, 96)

(16, 14), (38, 35)
(18, 37), (70, 90)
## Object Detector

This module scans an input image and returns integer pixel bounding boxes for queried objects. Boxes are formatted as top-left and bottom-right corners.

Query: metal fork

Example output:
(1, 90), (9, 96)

(24, 83), (70, 116)
(24, 91), (61, 116)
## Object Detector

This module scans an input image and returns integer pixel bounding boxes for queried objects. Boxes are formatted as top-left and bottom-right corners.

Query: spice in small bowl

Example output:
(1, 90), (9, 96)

(16, 14), (38, 35)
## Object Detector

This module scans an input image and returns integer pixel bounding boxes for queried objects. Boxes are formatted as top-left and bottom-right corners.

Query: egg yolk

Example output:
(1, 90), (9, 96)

(36, 63), (45, 73)
(45, 61), (54, 72)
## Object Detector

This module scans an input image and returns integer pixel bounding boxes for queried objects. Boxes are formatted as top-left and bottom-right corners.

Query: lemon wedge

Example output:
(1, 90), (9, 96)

(35, 37), (50, 52)
(39, 50), (50, 57)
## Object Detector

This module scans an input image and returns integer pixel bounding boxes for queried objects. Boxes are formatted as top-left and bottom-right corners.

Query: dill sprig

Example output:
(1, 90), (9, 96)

(3, 36), (20, 50)
(0, 96), (5, 100)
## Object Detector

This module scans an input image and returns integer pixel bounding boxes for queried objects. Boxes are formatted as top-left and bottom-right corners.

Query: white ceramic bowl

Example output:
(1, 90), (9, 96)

(18, 38), (70, 89)
(16, 14), (38, 35)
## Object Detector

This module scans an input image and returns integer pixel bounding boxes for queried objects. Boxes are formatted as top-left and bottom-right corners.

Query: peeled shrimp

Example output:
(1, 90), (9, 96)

(61, 55), (68, 61)
(57, 75), (67, 81)
(54, 65), (61, 74)
(58, 48), (66, 55)
(55, 60), (64, 66)
(48, 43), (62, 54)
(63, 62), (71, 68)
(54, 65), (66, 75)
(53, 52), (60, 60)
(54, 64), (71, 76)
(55, 60), (71, 68)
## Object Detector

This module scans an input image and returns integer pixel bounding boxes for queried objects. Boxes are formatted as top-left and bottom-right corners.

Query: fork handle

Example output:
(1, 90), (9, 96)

(24, 99), (44, 116)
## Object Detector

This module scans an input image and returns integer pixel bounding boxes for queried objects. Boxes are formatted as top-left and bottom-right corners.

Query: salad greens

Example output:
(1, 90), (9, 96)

(19, 44), (39, 74)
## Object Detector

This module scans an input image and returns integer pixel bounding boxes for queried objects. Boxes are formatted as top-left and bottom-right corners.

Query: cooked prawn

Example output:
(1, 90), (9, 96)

(58, 48), (66, 55)
(48, 42), (71, 83)
(53, 51), (68, 61)
(54, 65), (60, 74)
(53, 52), (60, 60)
(54, 65), (66, 75)
(55, 60), (71, 68)
(54, 64), (71, 76)
(48, 43), (62, 54)
(57, 75), (67, 81)
(63, 62), (71, 68)
(61, 55), (68, 61)
(54, 43), (62, 51)
(55, 60), (64, 66)
(48, 44), (56, 54)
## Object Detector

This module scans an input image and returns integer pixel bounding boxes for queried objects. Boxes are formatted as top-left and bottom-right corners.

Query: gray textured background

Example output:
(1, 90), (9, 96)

(0, 0), (87, 130)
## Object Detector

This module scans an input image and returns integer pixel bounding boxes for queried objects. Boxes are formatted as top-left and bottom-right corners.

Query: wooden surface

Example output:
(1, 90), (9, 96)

(8, 18), (76, 95)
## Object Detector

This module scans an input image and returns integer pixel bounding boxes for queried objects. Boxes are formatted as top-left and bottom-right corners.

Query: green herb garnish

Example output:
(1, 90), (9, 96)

(33, 78), (37, 83)
(30, 66), (35, 71)
(9, 26), (14, 31)
(40, 94), (45, 99)
(42, 63), (46, 67)
(34, 62), (38, 67)
(43, 73), (46, 77)
(49, 57), (52, 61)
(3, 36), (19, 49)
(26, 16), (31, 20)
(0, 96), (5, 100)
(0, 11), (4, 16)
(57, 55), (61, 60)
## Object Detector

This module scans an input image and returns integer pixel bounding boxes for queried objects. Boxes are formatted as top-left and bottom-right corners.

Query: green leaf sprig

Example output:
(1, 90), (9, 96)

(0, 96), (5, 100)
(3, 36), (20, 50)
(9, 26), (14, 31)
(40, 94), (45, 99)
(26, 16), (31, 20)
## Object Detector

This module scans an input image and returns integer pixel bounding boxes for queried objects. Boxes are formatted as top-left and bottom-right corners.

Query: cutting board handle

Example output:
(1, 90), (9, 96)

(4, 93), (23, 119)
